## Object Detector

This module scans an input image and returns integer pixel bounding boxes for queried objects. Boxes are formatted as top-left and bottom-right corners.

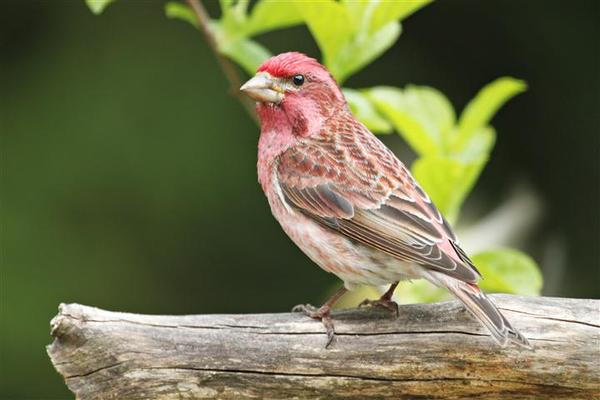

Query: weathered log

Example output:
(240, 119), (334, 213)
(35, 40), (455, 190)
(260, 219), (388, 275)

(47, 295), (599, 399)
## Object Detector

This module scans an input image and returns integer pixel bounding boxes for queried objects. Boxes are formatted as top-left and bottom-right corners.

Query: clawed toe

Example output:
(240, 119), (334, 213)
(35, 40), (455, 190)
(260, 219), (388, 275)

(359, 298), (399, 317)
(358, 298), (372, 308)
(292, 303), (336, 348)
(291, 303), (320, 317)
(291, 287), (348, 349)
(322, 315), (335, 348)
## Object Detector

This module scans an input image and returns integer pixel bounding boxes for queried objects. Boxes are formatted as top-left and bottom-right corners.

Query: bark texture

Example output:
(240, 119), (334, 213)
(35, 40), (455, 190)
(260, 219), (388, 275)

(47, 295), (600, 399)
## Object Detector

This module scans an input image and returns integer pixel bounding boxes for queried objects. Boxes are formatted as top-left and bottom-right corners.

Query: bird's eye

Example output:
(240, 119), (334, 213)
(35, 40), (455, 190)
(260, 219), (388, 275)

(292, 74), (305, 86)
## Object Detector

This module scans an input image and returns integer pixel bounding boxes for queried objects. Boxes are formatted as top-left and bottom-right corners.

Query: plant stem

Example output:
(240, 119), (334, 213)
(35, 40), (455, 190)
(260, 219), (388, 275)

(185, 0), (258, 124)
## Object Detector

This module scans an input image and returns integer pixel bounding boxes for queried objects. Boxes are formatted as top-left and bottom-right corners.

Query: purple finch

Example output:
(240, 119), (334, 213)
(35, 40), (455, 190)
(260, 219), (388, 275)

(241, 52), (530, 348)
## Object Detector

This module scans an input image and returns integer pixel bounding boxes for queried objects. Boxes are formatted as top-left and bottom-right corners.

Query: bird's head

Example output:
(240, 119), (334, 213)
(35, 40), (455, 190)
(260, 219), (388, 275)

(240, 52), (346, 137)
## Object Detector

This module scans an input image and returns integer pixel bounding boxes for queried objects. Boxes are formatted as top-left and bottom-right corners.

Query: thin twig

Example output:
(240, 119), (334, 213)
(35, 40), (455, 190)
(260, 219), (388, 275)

(185, 0), (258, 124)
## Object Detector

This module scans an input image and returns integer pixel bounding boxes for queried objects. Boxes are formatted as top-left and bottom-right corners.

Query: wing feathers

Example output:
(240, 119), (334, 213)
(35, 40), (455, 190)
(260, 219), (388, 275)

(277, 112), (480, 283)
(283, 184), (354, 218)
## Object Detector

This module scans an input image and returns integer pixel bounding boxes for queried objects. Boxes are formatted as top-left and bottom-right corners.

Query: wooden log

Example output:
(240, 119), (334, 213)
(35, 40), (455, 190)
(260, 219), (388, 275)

(47, 295), (600, 399)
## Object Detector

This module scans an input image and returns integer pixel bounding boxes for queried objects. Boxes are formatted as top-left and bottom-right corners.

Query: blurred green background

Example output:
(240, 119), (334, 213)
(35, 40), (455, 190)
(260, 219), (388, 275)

(1, 0), (598, 398)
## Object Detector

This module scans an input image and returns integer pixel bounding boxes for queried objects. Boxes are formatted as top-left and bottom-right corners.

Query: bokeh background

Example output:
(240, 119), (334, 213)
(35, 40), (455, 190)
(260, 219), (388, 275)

(1, 0), (598, 398)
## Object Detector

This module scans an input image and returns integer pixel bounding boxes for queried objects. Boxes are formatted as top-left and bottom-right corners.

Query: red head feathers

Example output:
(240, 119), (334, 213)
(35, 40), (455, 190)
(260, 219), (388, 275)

(257, 52), (324, 78)
(243, 52), (346, 139)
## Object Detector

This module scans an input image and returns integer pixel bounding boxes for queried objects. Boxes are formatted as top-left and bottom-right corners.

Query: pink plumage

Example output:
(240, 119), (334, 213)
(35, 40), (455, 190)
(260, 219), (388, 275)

(241, 52), (530, 348)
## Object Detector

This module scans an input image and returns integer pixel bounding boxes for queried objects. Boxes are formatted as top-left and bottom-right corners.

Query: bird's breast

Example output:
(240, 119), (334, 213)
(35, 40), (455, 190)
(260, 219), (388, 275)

(260, 174), (421, 289)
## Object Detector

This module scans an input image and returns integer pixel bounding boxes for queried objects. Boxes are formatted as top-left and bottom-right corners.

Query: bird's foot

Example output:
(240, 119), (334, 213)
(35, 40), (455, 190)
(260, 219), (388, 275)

(292, 303), (336, 348)
(359, 297), (399, 317)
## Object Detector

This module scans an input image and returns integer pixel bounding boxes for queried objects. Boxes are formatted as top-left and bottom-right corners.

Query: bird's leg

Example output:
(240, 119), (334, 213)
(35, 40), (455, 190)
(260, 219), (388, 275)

(292, 286), (348, 348)
(359, 282), (400, 317)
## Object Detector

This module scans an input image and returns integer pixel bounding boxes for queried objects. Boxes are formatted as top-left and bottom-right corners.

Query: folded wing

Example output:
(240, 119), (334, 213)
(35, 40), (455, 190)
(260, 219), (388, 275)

(277, 113), (480, 283)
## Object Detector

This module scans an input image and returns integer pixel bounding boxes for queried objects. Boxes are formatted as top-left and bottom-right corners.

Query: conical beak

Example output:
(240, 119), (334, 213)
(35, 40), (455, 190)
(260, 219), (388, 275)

(240, 73), (283, 104)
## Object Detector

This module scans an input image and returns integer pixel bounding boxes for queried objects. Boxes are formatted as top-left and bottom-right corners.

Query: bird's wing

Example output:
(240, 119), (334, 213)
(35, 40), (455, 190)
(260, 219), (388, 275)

(276, 112), (481, 283)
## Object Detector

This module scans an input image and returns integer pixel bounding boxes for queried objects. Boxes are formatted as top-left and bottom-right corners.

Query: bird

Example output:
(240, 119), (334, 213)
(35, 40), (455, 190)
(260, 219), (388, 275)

(240, 52), (530, 349)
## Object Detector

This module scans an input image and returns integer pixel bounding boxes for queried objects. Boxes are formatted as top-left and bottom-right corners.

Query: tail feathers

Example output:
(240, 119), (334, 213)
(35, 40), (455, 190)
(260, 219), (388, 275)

(430, 274), (532, 348)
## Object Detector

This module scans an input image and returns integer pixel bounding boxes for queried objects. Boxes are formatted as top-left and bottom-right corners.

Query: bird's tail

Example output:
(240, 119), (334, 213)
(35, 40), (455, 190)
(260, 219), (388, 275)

(428, 272), (532, 348)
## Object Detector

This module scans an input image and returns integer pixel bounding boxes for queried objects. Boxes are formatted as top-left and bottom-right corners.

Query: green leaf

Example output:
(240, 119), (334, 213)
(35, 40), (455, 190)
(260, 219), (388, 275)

(85, 0), (116, 15)
(341, 0), (430, 33)
(165, 1), (274, 75)
(165, 2), (198, 27)
(218, 0), (245, 34)
(412, 157), (484, 223)
(335, 21), (401, 83)
(219, 0), (235, 15)
(366, 86), (455, 156)
(402, 85), (456, 149)
(341, 0), (372, 29)
(299, 0), (351, 73)
(367, 87), (437, 155)
(453, 77), (527, 151)
(453, 126), (496, 163)
(472, 248), (542, 296)
(393, 280), (451, 304)
(233, 0), (250, 18)
(298, 1), (400, 82)
(299, 0), (431, 82)
(343, 88), (392, 134)
(367, 0), (432, 34)
(220, 38), (271, 75)
(338, 0), (429, 79)
(244, 0), (304, 36)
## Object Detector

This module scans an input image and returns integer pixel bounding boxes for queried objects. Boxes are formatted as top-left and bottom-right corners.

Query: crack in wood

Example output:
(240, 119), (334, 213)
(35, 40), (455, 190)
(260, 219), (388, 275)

(48, 296), (600, 399)
(57, 314), (493, 338)
(65, 361), (125, 379)
(499, 307), (600, 328)
(73, 364), (583, 392)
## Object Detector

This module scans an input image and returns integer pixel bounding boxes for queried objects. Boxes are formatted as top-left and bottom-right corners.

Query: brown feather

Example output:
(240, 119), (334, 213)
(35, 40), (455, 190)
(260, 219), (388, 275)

(278, 112), (481, 283)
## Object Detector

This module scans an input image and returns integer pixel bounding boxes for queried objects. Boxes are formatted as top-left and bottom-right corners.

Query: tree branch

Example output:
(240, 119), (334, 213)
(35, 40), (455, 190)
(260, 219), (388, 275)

(47, 295), (600, 399)
(185, 0), (258, 124)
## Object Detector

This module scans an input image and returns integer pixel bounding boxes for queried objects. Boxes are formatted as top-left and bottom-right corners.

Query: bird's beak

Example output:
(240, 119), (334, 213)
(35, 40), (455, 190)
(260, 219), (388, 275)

(240, 73), (283, 104)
